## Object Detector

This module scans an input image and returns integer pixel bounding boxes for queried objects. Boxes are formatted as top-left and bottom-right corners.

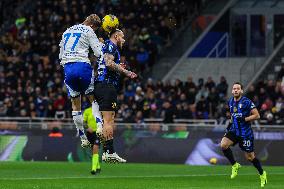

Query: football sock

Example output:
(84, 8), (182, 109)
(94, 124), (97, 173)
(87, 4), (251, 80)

(222, 148), (236, 165)
(251, 158), (264, 175)
(92, 101), (103, 129)
(92, 154), (99, 171)
(97, 157), (101, 169)
(72, 111), (86, 139)
(104, 139), (114, 154)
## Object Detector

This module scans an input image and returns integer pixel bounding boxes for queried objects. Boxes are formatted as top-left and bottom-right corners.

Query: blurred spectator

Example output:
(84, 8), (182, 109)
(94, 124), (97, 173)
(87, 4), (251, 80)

(138, 28), (150, 45)
(145, 39), (158, 68)
(246, 85), (255, 101)
(125, 85), (135, 98)
(207, 87), (219, 118)
(162, 101), (175, 124)
(265, 112), (276, 125)
(185, 76), (197, 104)
(0, 101), (6, 116)
(46, 104), (55, 118)
(216, 76), (228, 98)
(258, 87), (267, 105)
(196, 95), (209, 119)
(205, 77), (216, 91)
(136, 47), (149, 73)
(180, 103), (193, 119)
(55, 104), (66, 119)
(134, 111), (145, 128)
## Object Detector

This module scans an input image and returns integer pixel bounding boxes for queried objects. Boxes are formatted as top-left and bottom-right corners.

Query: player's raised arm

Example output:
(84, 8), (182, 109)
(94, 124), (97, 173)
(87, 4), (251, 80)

(104, 53), (137, 79)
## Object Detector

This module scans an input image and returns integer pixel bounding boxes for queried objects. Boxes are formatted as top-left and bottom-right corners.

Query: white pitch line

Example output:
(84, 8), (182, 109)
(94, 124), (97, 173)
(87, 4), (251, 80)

(0, 172), (283, 180)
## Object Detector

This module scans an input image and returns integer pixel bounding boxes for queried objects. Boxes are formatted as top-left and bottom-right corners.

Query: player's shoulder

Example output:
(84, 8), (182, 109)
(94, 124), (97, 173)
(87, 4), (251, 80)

(241, 96), (255, 109)
(241, 96), (252, 104)
(103, 40), (117, 52)
(104, 39), (112, 46)
(228, 97), (234, 104)
(68, 24), (92, 33)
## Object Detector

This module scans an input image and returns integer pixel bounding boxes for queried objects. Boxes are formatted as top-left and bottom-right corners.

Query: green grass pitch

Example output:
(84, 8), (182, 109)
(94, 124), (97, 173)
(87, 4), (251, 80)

(0, 162), (283, 189)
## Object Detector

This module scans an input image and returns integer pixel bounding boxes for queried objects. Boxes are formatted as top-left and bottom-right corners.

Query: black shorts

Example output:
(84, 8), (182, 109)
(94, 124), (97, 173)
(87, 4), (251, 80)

(224, 132), (254, 153)
(86, 131), (100, 146)
(94, 82), (117, 111)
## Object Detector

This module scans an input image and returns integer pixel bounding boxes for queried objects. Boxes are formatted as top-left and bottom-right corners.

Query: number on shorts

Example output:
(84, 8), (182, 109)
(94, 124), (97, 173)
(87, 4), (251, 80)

(243, 140), (251, 147)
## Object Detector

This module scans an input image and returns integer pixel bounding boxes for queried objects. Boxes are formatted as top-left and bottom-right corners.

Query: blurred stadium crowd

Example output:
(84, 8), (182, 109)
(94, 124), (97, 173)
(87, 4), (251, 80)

(115, 74), (284, 124)
(0, 0), (283, 124)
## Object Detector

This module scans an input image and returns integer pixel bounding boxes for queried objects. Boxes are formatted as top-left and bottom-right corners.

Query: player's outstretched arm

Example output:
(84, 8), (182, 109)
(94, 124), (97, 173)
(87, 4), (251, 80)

(104, 53), (137, 79)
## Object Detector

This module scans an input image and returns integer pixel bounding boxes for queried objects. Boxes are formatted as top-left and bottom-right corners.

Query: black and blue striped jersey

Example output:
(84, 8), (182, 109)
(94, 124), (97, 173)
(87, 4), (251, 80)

(228, 96), (256, 138)
(96, 39), (121, 86)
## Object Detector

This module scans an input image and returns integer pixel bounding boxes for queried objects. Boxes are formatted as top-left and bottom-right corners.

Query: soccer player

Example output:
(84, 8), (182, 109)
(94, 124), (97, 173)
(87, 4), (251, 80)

(83, 106), (101, 175)
(220, 82), (267, 187)
(59, 14), (103, 148)
(94, 29), (137, 163)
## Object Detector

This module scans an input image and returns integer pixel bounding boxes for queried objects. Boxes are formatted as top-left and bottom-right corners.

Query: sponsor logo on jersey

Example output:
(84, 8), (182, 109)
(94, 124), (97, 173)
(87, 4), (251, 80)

(232, 113), (243, 117)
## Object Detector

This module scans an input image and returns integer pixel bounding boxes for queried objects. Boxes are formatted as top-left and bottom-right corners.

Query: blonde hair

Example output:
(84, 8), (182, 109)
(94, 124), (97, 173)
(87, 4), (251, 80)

(84, 14), (101, 27)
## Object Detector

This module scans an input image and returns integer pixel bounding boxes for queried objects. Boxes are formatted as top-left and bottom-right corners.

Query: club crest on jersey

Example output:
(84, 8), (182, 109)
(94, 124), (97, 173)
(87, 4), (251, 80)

(239, 104), (242, 109)
(109, 45), (113, 51)
(233, 107), (237, 112)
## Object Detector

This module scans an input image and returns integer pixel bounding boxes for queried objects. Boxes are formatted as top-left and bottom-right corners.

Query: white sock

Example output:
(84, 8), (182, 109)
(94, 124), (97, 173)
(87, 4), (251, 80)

(92, 101), (103, 130)
(72, 111), (86, 139)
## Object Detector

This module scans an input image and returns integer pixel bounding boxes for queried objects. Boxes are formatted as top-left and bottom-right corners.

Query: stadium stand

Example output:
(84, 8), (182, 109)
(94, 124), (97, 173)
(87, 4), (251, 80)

(0, 0), (200, 117)
(0, 0), (283, 125)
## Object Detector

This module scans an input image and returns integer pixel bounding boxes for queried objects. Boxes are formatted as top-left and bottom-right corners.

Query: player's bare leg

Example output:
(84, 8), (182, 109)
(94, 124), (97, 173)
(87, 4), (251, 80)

(245, 152), (267, 187)
(101, 111), (126, 163)
(221, 137), (241, 179)
(71, 97), (90, 148)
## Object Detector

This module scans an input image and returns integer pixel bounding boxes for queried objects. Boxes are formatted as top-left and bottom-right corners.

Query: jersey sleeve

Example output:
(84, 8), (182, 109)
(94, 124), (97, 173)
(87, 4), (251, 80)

(249, 101), (256, 110)
(103, 42), (116, 56)
(246, 99), (256, 111)
(87, 29), (102, 57)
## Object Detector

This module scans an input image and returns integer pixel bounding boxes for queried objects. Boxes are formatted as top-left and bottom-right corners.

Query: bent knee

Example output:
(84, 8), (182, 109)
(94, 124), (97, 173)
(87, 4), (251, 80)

(220, 143), (230, 150)
(247, 157), (254, 161)
(246, 155), (255, 161)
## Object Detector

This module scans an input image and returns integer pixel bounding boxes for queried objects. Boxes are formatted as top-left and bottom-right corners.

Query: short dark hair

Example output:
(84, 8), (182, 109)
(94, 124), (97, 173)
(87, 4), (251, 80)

(109, 28), (123, 37)
(233, 82), (243, 89)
